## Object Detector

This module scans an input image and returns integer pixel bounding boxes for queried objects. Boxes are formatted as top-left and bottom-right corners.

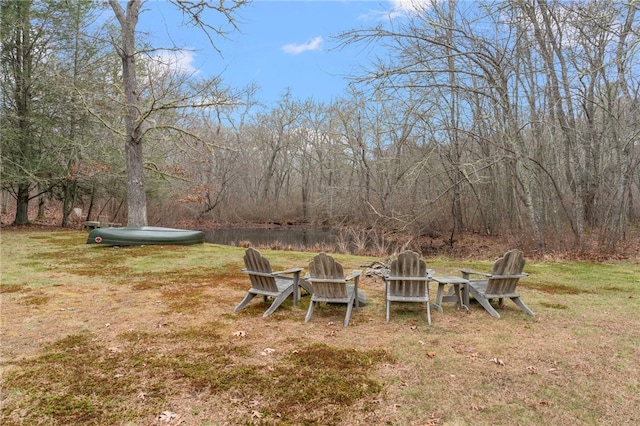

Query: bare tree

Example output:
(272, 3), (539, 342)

(106, 0), (248, 226)
(331, 0), (639, 251)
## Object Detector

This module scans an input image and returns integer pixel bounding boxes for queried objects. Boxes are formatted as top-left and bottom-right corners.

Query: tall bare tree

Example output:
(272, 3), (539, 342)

(106, 0), (248, 226)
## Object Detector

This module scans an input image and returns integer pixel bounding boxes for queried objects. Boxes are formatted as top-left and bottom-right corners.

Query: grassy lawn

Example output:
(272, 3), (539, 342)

(1, 230), (639, 425)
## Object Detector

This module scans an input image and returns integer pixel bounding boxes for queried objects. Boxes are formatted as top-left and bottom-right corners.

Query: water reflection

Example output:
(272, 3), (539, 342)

(204, 227), (338, 249)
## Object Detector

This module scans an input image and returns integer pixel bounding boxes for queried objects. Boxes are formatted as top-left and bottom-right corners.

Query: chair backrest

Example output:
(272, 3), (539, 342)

(99, 215), (109, 227)
(243, 247), (278, 292)
(388, 250), (428, 297)
(486, 249), (525, 295)
(308, 253), (347, 299)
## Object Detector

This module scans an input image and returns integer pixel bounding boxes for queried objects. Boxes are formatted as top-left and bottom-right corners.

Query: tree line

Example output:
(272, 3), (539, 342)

(2, 0), (639, 253)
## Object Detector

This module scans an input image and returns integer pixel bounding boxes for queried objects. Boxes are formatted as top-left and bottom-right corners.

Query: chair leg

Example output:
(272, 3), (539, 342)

(299, 279), (313, 295)
(292, 272), (300, 307)
(433, 283), (444, 313)
(512, 297), (535, 316)
(234, 292), (256, 313)
(262, 287), (293, 317)
(462, 283), (470, 307)
(386, 298), (390, 323)
(305, 300), (315, 323)
(468, 286), (501, 318)
(476, 296), (501, 318)
(344, 299), (354, 326)
(425, 282), (432, 325)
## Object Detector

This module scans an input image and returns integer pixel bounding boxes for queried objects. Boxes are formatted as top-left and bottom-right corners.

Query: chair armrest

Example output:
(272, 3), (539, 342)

(490, 273), (528, 279)
(273, 267), (303, 276)
(460, 268), (491, 278)
(242, 269), (277, 278)
(345, 270), (362, 281)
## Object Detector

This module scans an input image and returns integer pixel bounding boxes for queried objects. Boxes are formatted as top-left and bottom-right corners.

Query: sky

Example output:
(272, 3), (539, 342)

(135, 0), (422, 108)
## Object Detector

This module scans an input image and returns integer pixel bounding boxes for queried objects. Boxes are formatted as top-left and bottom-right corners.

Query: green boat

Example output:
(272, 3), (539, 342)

(87, 226), (205, 246)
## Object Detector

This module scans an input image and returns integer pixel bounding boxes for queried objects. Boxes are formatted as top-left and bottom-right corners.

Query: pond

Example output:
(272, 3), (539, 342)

(204, 226), (340, 250)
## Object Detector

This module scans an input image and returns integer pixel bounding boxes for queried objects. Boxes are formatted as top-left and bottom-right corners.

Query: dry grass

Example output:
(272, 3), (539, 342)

(1, 229), (639, 425)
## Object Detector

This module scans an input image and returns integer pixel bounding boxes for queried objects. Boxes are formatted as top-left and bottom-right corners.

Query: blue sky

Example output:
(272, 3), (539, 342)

(136, 0), (420, 107)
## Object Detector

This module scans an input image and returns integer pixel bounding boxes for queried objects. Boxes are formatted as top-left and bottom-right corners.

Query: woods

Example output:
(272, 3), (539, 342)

(2, 0), (639, 252)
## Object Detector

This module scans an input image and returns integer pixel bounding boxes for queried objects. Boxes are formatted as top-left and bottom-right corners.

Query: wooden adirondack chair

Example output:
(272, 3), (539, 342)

(234, 247), (303, 317)
(305, 253), (362, 326)
(460, 249), (534, 318)
(385, 250), (432, 324)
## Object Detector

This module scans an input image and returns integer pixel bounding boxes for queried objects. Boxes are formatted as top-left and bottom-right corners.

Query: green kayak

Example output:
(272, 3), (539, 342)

(87, 226), (205, 246)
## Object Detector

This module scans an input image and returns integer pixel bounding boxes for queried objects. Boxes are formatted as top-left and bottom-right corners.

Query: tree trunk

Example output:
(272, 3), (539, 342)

(109, 0), (147, 226)
(6, 0), (33, 226)
(125, 133), (147, 226)
(61, 180), (77, 227)
(37, 182), (46, 220)
(1, 190), (8, 214)
(14, 183), (30, 225)
(37, 193), (46, 220)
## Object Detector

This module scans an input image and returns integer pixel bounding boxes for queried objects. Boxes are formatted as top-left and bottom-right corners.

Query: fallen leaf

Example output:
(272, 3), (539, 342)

(158, 411), (177, 423)
(260, 348), (275, 356)
(426, 412), (442, 425)
(490, 357), (505, 366)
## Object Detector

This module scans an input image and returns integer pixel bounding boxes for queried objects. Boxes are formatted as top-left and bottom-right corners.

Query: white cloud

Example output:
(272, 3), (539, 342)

(359, 0), (430, 22)
(389, 0), (429, 13)
(281, 36), (323, 55)
(151, 49), (200, 75)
